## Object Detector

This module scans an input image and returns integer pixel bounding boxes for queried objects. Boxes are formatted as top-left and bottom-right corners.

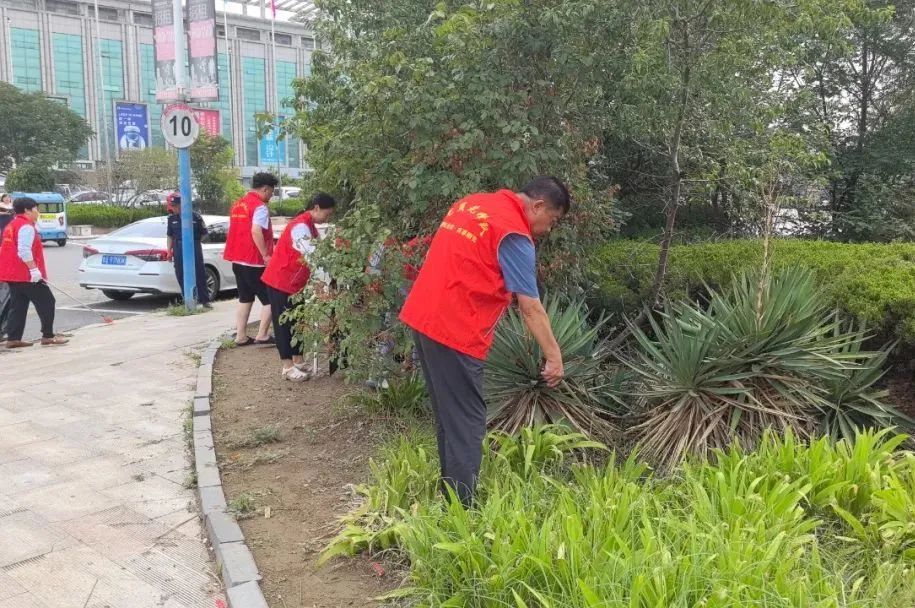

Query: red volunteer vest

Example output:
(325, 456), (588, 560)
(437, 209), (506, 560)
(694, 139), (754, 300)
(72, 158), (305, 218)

(400, 190), (533, 360)
(262, 212), (319, 295)
(223, 192), (274, 265)
(0, 215), (47, 282)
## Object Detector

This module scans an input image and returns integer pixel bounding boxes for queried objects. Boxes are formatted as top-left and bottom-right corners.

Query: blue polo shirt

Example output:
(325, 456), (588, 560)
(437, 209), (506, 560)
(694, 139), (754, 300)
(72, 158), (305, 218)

(498, 234), (538, 298)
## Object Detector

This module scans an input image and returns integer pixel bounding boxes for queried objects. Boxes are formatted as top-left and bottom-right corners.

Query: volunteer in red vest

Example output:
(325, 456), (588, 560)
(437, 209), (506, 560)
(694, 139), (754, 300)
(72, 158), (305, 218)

(262, 192), (336, 381)
(0, 197), (68, 347)
(400, 176), (570, 506)
(224, 172), (277, 346)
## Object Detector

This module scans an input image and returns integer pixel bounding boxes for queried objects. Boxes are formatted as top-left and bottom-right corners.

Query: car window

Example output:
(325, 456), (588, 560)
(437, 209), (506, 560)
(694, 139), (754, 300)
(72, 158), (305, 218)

(203, 221), (228, 244)
(38, 202), (63, 213)
(108, 220), (166, 239)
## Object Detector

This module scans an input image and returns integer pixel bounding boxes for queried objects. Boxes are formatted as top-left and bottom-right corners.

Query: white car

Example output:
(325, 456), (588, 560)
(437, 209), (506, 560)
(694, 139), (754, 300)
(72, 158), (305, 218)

(78, 215), (237, 302)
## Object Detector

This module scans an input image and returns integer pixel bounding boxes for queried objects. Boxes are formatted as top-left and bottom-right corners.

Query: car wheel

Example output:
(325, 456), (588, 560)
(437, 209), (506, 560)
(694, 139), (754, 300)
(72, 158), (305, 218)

(57, 239), (67, 247)
(102, 289), (135, 301)
(205, 266), (220, 301)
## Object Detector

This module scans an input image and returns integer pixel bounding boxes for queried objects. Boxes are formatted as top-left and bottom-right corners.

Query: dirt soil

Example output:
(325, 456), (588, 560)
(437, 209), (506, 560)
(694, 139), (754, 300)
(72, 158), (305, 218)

(211, 342), (399, 607)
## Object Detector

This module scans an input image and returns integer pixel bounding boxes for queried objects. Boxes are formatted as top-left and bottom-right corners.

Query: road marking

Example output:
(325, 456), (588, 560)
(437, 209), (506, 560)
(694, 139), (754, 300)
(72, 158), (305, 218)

(57, 307), (145, 315)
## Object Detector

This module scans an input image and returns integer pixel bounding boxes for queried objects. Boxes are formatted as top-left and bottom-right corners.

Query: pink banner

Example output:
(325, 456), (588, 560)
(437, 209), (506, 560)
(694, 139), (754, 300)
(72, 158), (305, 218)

(187, 0), (219, 102)
(192, 108), (221, 137)
(152, 0), (179, 102)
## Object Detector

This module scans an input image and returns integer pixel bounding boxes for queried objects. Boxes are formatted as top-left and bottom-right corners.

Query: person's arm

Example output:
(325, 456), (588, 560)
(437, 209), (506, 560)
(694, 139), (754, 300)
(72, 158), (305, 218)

(517, 295), (564, 387)
(17, 224), (41, 282)
(498, 235), (563, 386)
(166, 236), (174, 261)
(290, 223), (316, 257)
(251, 205), (271, 262)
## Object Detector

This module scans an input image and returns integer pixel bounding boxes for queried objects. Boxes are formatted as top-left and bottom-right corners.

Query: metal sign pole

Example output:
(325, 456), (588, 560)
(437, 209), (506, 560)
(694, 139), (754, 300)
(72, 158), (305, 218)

(173, 0), (197, 311)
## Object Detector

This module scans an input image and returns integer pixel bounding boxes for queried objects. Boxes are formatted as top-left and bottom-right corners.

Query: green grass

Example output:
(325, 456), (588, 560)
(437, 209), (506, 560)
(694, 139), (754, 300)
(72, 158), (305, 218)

(228, 493), (256, 518)
(164, 303), (210, 317)
(325, 426), (915, 607)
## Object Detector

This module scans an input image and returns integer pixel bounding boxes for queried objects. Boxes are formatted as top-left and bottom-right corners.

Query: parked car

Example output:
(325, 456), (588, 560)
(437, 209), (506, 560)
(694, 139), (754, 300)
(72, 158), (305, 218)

(68, 190), (112, 205)
(124, 190), (171, 208)
(270, 186), (302, 202)
(78, 215), (236, 302)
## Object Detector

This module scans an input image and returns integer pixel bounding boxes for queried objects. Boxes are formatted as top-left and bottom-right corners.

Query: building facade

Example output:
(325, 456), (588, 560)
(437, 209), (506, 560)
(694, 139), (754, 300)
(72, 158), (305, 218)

(0, 0), (315, 180)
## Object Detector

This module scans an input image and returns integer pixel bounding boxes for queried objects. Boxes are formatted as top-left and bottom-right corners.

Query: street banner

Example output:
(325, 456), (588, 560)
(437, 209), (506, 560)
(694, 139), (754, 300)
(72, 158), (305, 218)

(187, 0), (219, 102)
(191, 107), (221, 136)
(258, 118), (287, 165)
(115, 101), (151, 154)
(152, 0), (179, 102)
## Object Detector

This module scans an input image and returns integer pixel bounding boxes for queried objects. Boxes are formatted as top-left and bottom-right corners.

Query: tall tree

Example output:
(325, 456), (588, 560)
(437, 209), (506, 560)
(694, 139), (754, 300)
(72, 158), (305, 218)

(0, 82), (93, 172)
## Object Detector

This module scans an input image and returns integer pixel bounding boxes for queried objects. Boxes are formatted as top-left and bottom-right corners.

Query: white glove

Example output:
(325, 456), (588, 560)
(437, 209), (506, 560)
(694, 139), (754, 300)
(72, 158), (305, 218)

(29, 268), (42, 283)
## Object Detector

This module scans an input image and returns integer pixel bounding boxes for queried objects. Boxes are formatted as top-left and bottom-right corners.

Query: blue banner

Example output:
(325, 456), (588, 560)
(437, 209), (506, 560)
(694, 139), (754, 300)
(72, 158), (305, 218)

(115, 101), (151, 154)
(258, 118), (287, 166)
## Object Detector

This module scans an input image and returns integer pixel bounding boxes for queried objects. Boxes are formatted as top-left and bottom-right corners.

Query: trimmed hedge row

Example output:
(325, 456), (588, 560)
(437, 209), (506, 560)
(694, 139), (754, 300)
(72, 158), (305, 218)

(67, 204), (165, 228)
(590, 239), (915, 346)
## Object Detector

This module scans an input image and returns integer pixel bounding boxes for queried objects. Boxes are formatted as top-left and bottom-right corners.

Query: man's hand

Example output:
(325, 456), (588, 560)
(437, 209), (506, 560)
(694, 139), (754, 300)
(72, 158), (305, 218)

(542, 357), (564, 388)
(29, 268), (42, 283)
(262, 254), (271, 266)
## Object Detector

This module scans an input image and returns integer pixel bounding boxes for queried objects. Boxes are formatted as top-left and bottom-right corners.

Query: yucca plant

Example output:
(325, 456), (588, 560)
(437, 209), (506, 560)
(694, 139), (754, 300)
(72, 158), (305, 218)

(485, 295), (623, 440)
(622, 268), (898, 471)
(818, 334), (914, 441)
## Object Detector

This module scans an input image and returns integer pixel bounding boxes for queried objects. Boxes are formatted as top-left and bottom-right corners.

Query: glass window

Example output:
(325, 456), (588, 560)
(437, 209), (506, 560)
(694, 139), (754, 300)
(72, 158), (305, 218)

(275, 60), (300, 169)
(11, 28), (41, 92)
(110, 218), (167, 239)
(38, 202), (64, 213)
(53, 33), (88, 159)
(236, 27), (260, 41)
(99, 39), (125, 160)
(203, 221), (228, 243)
(140, 44), (164, 148)
(242, 57), (266, 166)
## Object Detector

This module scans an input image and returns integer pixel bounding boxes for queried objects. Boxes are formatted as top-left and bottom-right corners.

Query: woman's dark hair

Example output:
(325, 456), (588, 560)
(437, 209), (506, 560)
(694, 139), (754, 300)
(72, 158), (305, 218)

(310, 192), (336, 209)
(13, 197), (38, 214)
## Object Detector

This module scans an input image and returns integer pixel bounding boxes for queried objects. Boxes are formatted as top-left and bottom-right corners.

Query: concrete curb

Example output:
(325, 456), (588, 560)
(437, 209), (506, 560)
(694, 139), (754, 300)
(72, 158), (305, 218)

(193, 333), (269, 608)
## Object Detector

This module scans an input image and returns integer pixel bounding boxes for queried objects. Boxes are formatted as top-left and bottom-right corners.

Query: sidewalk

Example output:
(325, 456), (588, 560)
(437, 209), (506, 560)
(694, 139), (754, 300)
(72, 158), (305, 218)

(0, 302), (242, 608)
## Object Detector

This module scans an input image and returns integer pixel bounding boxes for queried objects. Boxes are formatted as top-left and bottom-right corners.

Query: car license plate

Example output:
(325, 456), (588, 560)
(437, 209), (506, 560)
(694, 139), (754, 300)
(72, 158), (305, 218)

(101, 255), (127, 266)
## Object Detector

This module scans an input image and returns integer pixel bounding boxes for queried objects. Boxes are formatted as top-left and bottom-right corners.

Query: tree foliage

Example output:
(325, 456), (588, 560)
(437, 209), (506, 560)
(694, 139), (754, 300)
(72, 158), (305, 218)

(288, 0), (873, 379)
(112, 148), (177, 198)
(190, 133), (243, 212)
(5, 163), (55, 193)
(0, 82), (93, 172)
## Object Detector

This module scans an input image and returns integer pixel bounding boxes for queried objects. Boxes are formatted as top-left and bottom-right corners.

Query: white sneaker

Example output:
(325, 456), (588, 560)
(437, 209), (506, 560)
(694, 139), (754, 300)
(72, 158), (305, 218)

(282, 366), (311, 382)
(293, 362), (313, 373)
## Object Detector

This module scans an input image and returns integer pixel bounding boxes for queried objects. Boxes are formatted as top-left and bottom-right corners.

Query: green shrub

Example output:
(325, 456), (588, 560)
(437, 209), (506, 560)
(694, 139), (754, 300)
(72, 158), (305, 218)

(590, 239), (915, 347)
(67, 204), (165, 228)
(327, 426), (915, 607)
(269, 199), (305, 217)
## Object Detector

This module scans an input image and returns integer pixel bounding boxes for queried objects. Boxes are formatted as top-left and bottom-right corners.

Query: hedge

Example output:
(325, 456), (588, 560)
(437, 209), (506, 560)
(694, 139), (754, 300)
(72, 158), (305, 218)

(590, 239), (915, 346)
(67, 204), (165, 228)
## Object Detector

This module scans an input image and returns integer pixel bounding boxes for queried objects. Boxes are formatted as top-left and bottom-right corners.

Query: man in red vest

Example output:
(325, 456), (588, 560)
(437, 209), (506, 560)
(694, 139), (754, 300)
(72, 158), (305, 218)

(224, 172), (278, 346)
(400, 176), (570, 505)
(0, 197), (68, 347)
(262, 192), (336, 381)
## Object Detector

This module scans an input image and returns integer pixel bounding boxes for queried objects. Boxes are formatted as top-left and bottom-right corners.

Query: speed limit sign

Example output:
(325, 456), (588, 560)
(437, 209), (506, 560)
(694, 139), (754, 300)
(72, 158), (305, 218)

(161, 105), (200, 148)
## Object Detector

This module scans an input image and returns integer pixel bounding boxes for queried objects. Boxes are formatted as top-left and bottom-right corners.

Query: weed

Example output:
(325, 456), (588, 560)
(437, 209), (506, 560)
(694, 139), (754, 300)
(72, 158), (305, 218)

(228, 493), (256, 518)
(183, 470), (197, 489)
(164, 304), (206, 317)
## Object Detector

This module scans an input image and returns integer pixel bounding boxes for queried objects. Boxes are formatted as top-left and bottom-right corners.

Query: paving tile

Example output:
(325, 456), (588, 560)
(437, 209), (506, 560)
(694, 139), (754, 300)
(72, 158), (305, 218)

(0, 510), (77, 568)
(0, 423), (56, 450)
(15, 438), (102, 467)
(54, 456), (143, 491)
(0, 458), (61, 495)
(0, 592), (53, 608)
(0, 407), (28, 428)
(0, 571), (26, 600)
(16, 481), (120, 523)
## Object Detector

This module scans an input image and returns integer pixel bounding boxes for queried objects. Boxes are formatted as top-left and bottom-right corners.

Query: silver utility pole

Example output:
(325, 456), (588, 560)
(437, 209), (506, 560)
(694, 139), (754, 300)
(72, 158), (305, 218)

(93, 0), (113, 195)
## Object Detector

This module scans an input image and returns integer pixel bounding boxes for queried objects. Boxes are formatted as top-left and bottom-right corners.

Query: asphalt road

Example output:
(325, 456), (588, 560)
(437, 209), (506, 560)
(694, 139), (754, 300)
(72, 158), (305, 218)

(16, 240), (175, 342)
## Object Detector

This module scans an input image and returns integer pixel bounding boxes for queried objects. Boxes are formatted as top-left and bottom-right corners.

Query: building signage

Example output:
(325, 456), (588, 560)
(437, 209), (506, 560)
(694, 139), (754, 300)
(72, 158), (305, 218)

(114, 101), (151, 154)
(191, 108), (221, 137)
(152, 0), (180, 102)
(187, 0), (219, 102)
(258, 118), (287, 166)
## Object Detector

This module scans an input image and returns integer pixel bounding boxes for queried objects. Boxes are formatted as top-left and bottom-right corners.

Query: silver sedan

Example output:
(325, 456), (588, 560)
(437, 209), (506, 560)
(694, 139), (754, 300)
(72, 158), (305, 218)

(77, 215), (237, 301)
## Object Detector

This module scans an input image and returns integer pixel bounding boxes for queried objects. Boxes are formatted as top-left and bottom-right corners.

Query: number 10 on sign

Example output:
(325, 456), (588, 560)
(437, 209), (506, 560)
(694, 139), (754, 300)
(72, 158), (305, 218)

(161, 105), (201, 148)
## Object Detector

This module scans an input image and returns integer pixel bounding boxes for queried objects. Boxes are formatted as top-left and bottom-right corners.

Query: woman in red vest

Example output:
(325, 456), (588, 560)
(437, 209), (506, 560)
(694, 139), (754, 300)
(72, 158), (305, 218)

(224, 172), (278, 346)
(0, 197), (68, 347)
(262, 193), (336, 381)
(399, 176), (570, 506)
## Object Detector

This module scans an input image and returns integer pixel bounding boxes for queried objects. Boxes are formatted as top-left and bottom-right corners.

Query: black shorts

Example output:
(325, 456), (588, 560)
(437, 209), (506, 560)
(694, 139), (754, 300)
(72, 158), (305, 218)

(232, 263), (269, 304)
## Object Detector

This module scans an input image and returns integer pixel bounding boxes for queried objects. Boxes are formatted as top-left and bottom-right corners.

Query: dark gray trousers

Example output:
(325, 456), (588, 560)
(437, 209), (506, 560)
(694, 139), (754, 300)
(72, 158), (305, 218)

(413, 330), (486, 506)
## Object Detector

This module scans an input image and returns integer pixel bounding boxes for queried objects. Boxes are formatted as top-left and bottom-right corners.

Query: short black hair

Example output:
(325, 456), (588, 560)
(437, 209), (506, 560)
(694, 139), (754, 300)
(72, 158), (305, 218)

(252, 172), (279, 189)
(521, 176), (571, 214)
(309, 192), (336, 209)
(13, 197), (37, 214)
